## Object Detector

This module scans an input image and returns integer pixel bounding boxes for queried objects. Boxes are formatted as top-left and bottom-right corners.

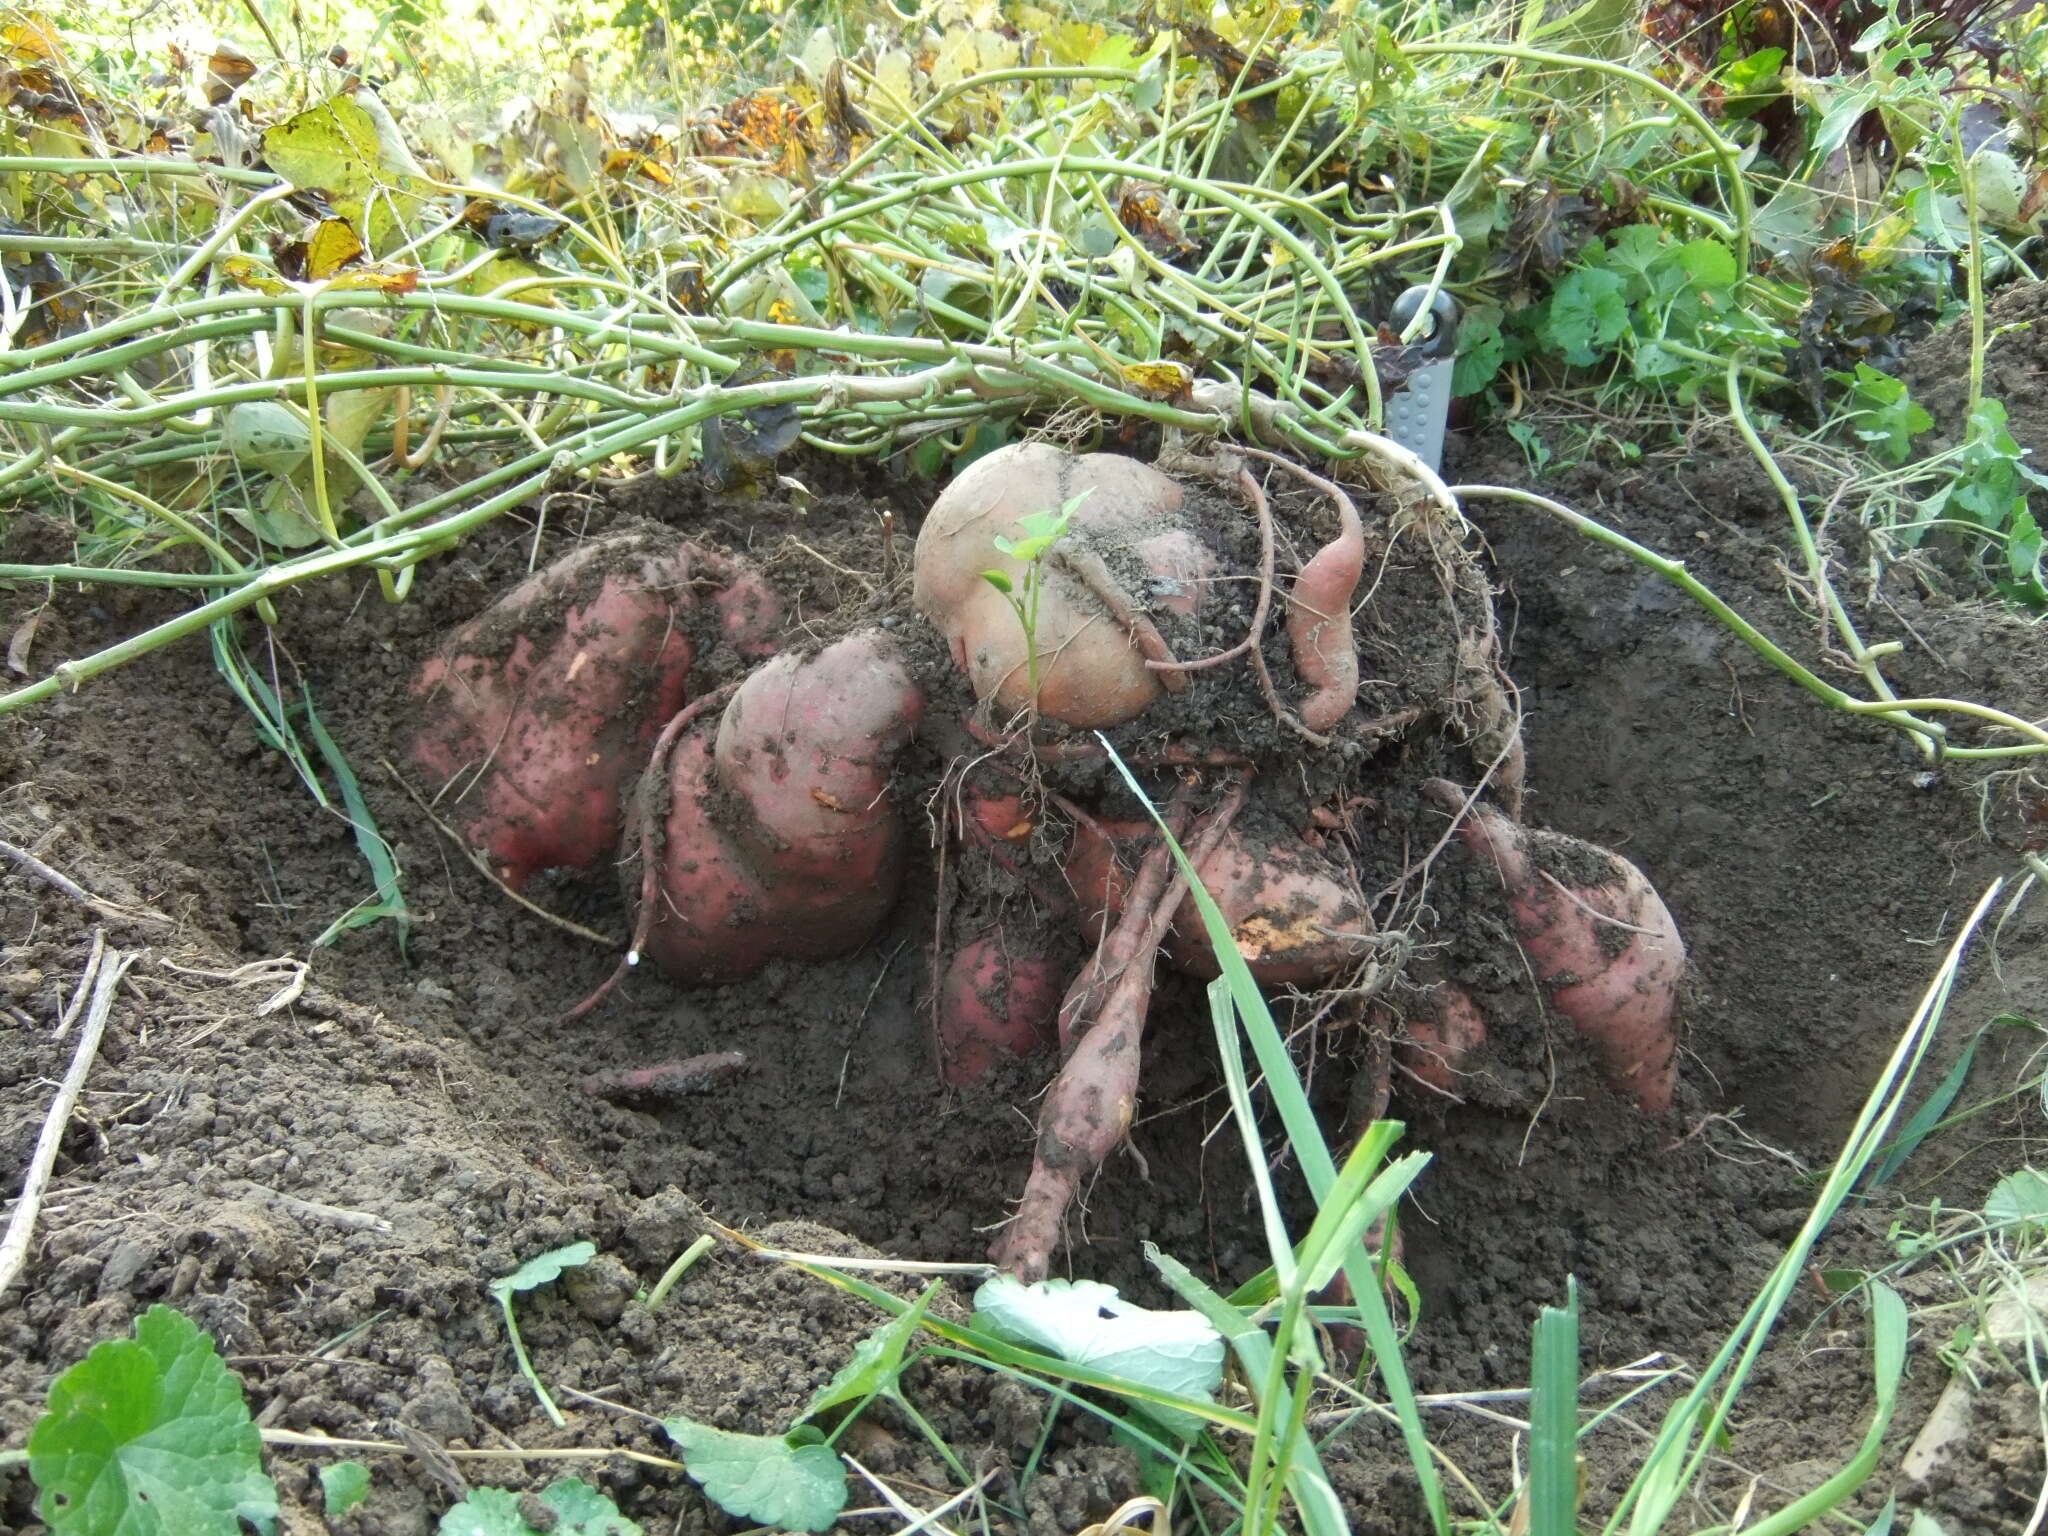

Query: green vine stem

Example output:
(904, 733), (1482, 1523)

(1451, 483), (2048, 759)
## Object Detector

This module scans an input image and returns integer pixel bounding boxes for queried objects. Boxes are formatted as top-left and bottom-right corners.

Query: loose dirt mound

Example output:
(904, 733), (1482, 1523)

(3, 389), (2044, 1529)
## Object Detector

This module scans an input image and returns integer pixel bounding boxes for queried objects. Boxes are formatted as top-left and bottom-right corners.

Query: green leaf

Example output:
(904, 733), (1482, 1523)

(29, 1305), (279, 1536)
(1718, 46), (1785, 113)
(1451, 306), (1506, 396)
(1016, 508), (1070, 542)
(972, 1275), (1226, 1407)
(490, 1242), (596, 1299)
(1985, 1168), (2048, 1229)
(979, 568), (1015, 595)
(1838, 365), (1931, 468)
(1601, 225), (1666, 293)
(1006, 535), (1057, 563)
(223, 401), (313, 478)
(438, 1477), (643, 1535)
(320, 1461), (371, 1519)
(661, 1416), (847, 1533)
(258, 95), (423, 252)
(803, 1284), (936, 1419)
(1676, 238), (1738, 292)
(1544, 267), (1628, 364)
(1631, 342), (1685, 381)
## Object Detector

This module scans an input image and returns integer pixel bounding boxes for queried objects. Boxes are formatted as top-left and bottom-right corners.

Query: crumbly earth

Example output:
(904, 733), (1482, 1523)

(3, 302), (2047, 1532)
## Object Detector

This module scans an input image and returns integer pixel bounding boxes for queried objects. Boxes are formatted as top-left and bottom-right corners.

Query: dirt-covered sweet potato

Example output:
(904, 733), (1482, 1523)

(409, 535), (782, 891)
(1428, 781), (1683, 1111)
(1066, 817), (1370, 987)
(936, 925), (1064, 1087)
(1391, 981), (1489, 1098)
(913, 443), (1216, 728)
(632, 631), (924, 986)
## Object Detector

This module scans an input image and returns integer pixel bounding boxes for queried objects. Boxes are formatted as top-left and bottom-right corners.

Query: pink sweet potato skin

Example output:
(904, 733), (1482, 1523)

(936, 926), (1064, 1087)
(636, 631), (924, 986)
(1065, 820), (1369, 985)
(1432, 782), (1683, 1111)
(1392, 982), (1489, 1098)
(410, 535), (717, 891)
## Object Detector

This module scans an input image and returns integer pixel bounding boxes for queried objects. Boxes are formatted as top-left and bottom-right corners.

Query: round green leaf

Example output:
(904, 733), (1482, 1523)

(29, 1305), (279, 1536)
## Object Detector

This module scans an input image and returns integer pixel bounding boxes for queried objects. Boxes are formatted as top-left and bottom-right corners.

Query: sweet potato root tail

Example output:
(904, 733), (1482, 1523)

(1244, 451), (1363, 734)
(993, 784), (1244, 1280)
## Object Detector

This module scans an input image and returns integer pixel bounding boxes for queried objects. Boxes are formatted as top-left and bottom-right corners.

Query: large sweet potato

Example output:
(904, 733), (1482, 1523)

(913, 443), (1216, 728)
(409, 535), (782, 891)
(632, 631), (924, 986)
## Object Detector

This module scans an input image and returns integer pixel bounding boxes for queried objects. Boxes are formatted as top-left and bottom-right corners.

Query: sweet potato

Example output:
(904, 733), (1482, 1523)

(1428, 781), (1683, 1110)
(632, 631), (924, 985)
(1272, 463), (1364, 733)
(410, 535), (781, 891)
(936, 926), (1065, 1087)
(994, 790), (1209, 1281)
(1390, 980), (1489, 1099)
(913, 443), (1216, 728)
(1065, 818), (1371, 987)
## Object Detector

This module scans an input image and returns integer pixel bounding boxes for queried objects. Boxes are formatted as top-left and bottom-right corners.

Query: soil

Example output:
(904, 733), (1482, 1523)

(4, 296), (2048, 1535)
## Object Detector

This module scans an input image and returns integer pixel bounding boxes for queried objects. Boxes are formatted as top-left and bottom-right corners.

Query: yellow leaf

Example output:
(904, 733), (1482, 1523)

(464, 255), (552, 313)
(262, 96), (388, 199)
(1119, 360), (1193, 400)
(3, 14), (66, 66)
(305, 217), (365, 280)
(220, 254), (289, 294)
(974, 29), (1020, 71)
(324, 384), (391, 456)
(322, 263), (419, 293)
(930, 32), (978, 91)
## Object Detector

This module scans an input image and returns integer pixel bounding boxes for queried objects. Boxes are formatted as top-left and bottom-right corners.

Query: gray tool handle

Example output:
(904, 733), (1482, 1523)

(1383, 286), (1460, 471)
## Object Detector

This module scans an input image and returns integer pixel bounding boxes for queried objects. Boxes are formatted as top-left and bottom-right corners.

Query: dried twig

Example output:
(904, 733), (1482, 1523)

(53, 926), (105, 1041)
(381, 758), (618, 947)
(0, 947), (136, 1299)
(0, 836), (170, 931)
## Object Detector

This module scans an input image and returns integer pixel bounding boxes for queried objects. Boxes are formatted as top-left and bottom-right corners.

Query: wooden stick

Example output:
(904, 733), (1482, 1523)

(0, 948), (135, 1298)
(0, 837), (170, 931)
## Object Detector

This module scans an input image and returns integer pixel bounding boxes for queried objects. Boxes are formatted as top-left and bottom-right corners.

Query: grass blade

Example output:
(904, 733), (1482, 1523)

(1207, 978), (1301, 1291)
(1614, 880), (2001, 1535)
(1099, 738), (1448, 1536)
(1527, 1278), (1581, 1536)
(1738, 1282), (1907, 1536)
(297, 692), (410, 953)
(1863, 1013), (2041, 1191)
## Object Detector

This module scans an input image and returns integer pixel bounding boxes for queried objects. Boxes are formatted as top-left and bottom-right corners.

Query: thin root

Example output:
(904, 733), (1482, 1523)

(556, 682), (739, 1025)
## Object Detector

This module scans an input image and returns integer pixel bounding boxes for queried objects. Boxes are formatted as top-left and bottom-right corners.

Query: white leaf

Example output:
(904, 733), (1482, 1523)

(973, 1275), (1225, 1406)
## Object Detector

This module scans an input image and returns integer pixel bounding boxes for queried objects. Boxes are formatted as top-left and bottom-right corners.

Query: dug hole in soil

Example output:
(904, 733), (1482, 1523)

(4, 298), (2048, 1534)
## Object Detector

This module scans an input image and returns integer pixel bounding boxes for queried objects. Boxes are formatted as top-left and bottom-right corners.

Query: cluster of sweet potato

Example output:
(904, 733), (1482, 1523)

(407, 445), (1685, 1281)
(409, 533), (922, 989)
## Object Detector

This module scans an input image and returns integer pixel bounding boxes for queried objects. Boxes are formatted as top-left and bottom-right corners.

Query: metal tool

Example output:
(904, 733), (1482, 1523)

(1382, 286), (1460, 472)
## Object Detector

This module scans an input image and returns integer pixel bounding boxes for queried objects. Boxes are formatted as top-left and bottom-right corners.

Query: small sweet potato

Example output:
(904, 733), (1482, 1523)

(411, 535), (779, 891)
(1391, 981), (1489, 1098)
(633, 631), (924, 985)
(913, 443), (1215, 727)
(1429, 782), (1683, 1111)
(1065, 818), (1371, 986)
(936, 926), (1065, 1087)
